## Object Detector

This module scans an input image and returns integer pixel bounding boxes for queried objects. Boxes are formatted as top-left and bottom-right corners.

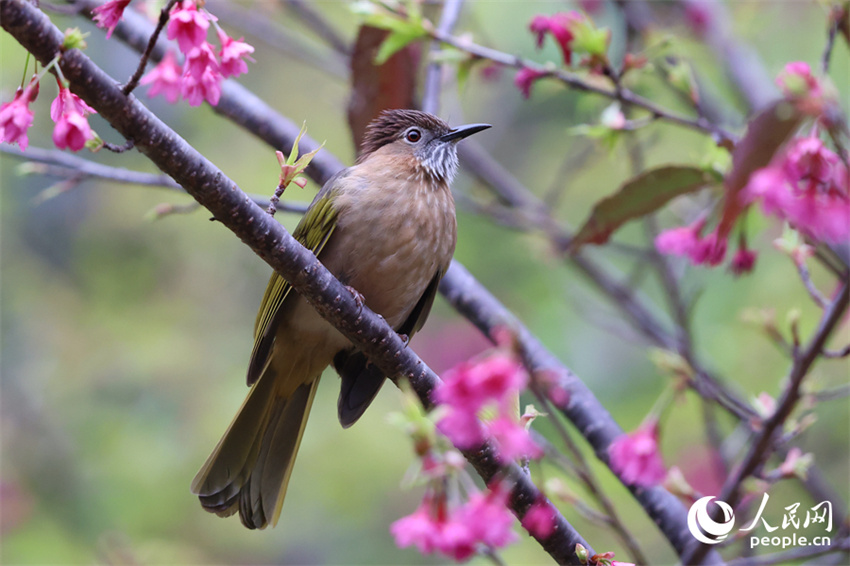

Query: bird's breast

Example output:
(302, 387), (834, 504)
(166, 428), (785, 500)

(326, 176), (457, 329)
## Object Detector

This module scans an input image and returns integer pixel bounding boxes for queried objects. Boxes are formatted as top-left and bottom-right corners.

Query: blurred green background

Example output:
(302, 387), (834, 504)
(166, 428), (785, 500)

(1, 1), (848, 564)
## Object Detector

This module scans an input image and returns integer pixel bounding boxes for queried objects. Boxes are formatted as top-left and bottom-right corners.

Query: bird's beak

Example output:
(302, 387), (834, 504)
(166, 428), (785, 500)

(439, 123), (492, 143)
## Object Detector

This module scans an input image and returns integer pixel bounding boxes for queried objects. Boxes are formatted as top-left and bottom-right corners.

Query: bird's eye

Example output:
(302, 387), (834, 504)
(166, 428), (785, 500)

(405, 129), (422, 143)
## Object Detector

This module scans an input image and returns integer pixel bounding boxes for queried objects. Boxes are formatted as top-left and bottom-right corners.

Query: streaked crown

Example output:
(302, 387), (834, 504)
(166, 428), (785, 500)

(358, 109), (491, 183)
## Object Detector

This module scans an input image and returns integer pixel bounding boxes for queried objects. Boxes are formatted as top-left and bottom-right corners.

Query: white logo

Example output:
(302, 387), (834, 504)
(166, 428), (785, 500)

(688, 496), (736, 545)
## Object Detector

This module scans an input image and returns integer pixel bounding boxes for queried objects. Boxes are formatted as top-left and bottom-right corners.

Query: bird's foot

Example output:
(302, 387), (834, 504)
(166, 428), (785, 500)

(345, 285), (365, 311)
(398, 333), (410, 346)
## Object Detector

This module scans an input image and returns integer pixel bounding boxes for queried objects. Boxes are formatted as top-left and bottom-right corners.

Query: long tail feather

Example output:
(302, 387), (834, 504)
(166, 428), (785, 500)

(191, 366), (320, 529)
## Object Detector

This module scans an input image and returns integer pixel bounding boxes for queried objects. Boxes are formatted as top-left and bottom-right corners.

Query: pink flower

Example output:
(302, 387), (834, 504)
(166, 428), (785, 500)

(50, 86), (95, 122)
(50, 86), (96, 152)
(178, 41), (223, 106)
(529, 15), (551, 48)
(435, 353), (527, 413)
(528, 12), (582, 65)
(391, 494), (477, 561)
(690, 230), (727, 266)
(140, 49), (182, 103)
(52, 111), (94, 151)
(0, 85), (36, 150)
(181, 64), (222, 106)
(521, 498), (557, 538)
(92, 0), (131, 39)
(608, 420), (667, 487)
(391, 497), (445, 555)
(217, 28), (255, 78)
(744, 136), (850, 244)
(167, 0), (209, 54)
(436, 519), (477, 561)
(437, 408), (485, 449)
(547, 12), (582, 65)
(655, 220), (728, 267)
(457, 484), (518, 549)
(729, 245), (757, 276)
(489, 416), (542, 463)
(655, 222), (702, 256)
(184, 41), (218, 77)
(514, 67), (546, 98)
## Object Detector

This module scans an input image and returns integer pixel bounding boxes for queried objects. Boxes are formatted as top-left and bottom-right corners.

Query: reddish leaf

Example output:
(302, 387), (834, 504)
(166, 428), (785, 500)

(347, 25), (420, 156)
(569, 166), (719, 252)
(716, 100), (803, 238)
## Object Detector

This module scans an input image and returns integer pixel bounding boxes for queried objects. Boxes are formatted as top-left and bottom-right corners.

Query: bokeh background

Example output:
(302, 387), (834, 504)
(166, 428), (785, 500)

(1, 1), (848, 564)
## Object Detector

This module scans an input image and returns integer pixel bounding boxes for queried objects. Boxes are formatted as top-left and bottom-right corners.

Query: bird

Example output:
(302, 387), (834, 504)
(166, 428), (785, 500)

(190, 109), (491, 529)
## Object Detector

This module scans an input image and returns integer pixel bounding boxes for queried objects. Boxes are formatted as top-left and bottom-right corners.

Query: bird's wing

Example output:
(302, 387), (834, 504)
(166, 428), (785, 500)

(334, 268), (446, 427)
(245, 188), (340, 385)
(397, 268), (444, 338)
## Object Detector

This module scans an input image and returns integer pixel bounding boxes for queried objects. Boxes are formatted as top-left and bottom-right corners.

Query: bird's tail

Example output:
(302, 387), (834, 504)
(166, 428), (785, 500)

(190, 365), (320, 529)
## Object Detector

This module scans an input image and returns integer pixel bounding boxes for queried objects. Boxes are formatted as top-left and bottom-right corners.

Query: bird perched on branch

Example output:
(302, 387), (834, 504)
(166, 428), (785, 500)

(191, 109), (491, 529)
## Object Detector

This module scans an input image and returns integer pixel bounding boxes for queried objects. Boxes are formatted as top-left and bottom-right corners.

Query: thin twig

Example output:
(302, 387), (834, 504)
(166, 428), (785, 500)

(684, 283), (850, 565)
(822, 344), (850, 359)
(1, 145), (305, 213)
(426, 25), (737, 145)
(796, 259), (830, 309)
(121, 0), (178, 96)
(421, 0), (464, 115)
(822, 6), (841, 75)
(103, 138), (134, 153)
(811, 383), (850, 401)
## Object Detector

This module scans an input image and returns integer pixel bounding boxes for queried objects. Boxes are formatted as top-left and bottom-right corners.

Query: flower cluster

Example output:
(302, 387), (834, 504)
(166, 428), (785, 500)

(141, 0), (254, 107)
(517, 11), (610, 98)
(92, 0), (131, 39)
(391, 482), (518, 561)
(433, 352), (542, 464)
(654, 61), (846, 274)
(744, 136), (849, 245)
(1, 72), (99, 154)
(608, 419), (667, 487)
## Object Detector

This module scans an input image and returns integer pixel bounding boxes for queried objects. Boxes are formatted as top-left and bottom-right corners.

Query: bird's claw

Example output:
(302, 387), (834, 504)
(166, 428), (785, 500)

(345, 285), (365, 310)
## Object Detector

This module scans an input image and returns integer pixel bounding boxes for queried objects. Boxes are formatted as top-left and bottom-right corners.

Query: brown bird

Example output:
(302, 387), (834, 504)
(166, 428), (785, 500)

(191, 109), (491, 529)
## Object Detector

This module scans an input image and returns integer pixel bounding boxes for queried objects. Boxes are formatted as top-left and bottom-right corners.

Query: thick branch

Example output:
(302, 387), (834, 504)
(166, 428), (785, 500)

(0, 0), (591, 562)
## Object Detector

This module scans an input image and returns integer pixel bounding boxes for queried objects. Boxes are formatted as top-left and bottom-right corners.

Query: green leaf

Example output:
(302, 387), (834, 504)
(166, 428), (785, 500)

(569, 165), (720, 252)
(374, 26), (426, 64)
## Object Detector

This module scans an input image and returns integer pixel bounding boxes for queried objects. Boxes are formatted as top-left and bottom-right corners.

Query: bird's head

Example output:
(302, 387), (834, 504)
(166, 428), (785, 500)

(358, 109), (491, 183)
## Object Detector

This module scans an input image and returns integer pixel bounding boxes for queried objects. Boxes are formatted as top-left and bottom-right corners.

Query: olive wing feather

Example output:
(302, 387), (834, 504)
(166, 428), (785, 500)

(246, 182), (341, 385)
